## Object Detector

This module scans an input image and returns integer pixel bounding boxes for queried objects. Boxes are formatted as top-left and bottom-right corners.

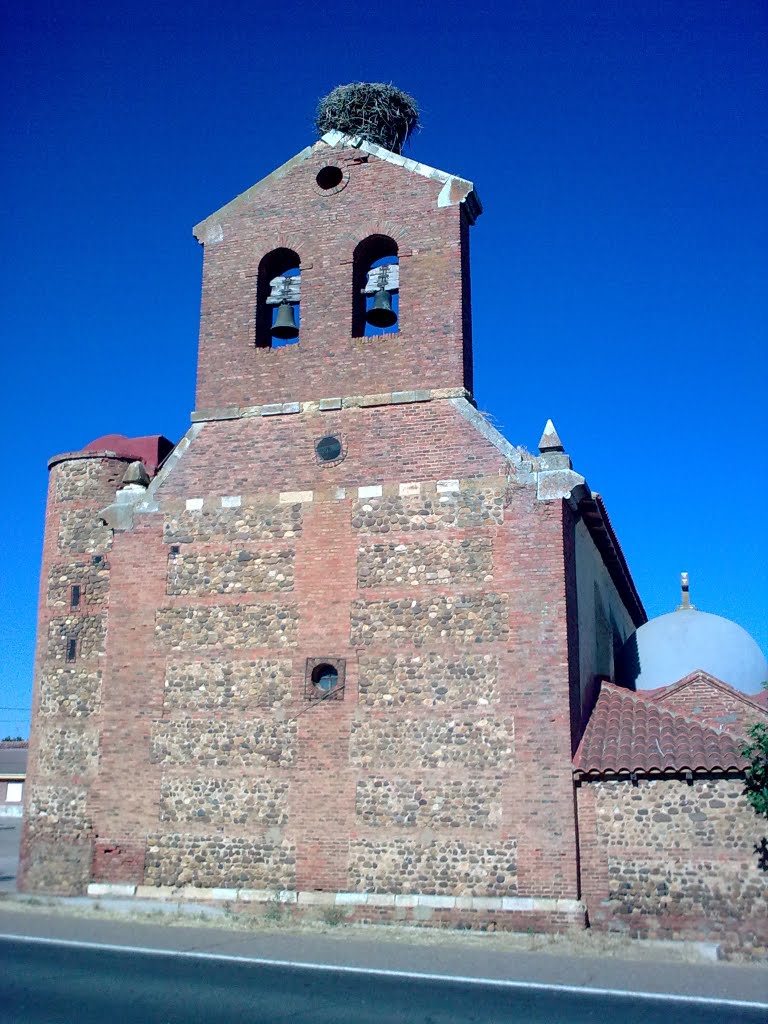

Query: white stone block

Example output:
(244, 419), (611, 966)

(394, 894), (418, 907)
(185, 498), (204, 511)
(416, 895), (455, 909)
(358, 485), (383, 499)
(297, 891), (335, 906)
(236, 889), (272, 903)
(366, 894), (395, 907)
(279, 490), (313, 504)
(502, 897), (535, 912)
(399, 482), (421, 497)
(469, 896), (503, 911)
(436, 479), (460, 493)
(135, 885), (175, 900)
(335, 892), (365, 905)
(221, 496), (241, 508)
(87, 883), (136, 898)
(211, 888), (239, 901)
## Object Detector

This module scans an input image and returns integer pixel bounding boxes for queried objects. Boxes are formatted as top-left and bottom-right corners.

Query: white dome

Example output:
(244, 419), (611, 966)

(617, 609), (768, 695)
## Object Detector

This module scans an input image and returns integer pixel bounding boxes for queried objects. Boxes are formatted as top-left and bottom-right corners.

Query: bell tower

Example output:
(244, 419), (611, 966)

(192, 85), (481, 416)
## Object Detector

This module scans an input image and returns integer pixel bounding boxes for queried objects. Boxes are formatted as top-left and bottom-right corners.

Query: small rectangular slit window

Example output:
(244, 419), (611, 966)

(70, 584), (81, 608)
(66, 637), (77, 663)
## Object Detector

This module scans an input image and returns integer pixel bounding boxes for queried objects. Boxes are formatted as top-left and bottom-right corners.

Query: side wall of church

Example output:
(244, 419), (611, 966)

(573, 520), (637, 725)
(577, 776), (768, 959)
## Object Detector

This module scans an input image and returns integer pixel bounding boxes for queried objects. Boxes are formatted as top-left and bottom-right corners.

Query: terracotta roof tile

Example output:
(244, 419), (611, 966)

(574, 683), (749, 776)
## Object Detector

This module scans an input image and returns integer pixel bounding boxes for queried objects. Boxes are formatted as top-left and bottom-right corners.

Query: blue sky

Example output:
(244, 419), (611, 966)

(2, 1), (766, 736)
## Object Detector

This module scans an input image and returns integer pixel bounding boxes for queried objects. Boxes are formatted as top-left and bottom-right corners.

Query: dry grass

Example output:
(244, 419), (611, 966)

(0, 892), (747, 965)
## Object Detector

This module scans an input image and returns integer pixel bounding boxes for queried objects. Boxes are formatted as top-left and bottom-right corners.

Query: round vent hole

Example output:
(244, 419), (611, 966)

(316, 166), (344, 190)
(316, 435), (343, 462)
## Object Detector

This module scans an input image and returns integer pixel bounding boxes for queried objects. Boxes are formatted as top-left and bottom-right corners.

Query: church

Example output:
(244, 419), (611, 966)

(20, 86), (767, 957)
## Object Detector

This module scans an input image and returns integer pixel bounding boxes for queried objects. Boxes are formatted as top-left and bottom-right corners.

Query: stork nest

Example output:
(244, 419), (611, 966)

(315, 83), (420, 154)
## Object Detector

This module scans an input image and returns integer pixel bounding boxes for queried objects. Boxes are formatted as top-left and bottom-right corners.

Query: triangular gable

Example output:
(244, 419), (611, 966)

(648, 670), (768, 735)
(194, 131), (481, 244)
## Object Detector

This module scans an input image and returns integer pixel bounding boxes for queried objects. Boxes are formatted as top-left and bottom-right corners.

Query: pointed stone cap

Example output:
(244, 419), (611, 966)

(538, 419), (564, 454)
(121, 461), (150, 488)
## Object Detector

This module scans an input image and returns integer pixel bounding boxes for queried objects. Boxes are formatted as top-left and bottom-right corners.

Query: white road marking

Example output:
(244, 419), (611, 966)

(0, 932), (765, 1010)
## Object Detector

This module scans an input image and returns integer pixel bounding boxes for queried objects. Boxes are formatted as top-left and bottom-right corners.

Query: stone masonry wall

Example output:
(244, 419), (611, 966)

(159, 777), (289, 827)
(358, 653), (499, 708)
(355, 777), (502, 829)
(46, 616), (105, 662)
(163, 504), (303, 544)
(351, 593), (508, 646)
(26, 784), (90, 840)
(55, 458), (126, 502)
(357, 538), (492, 588)
(164, 658), (292, 710)
(349, 838), (517, 896)
(155, 605), (298, 650)
(350, 718), (513, 771)
(151, 719), (296, 769)
(166, 548), (294, 595)
(578, 777), (768, 958)
(58, 511), (112, 554)
(47, 560), (110, 608)
(145, 834), (296, 889)
(37, 726), (99, 778)
(351, 489), (504, 534)
(38, 668), (102, 718)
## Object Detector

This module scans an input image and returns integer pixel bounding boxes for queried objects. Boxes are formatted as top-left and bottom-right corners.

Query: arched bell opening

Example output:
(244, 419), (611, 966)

(352, 235), (399, 338)
(255, 248), (301, 348)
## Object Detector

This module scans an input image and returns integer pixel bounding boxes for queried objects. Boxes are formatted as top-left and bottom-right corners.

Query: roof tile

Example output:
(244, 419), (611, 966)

(574, 683), (749, 776)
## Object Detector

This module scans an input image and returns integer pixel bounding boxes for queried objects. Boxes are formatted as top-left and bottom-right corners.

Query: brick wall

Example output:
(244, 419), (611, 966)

(194, 146), (474, 411)
(654, 675), (768, 735)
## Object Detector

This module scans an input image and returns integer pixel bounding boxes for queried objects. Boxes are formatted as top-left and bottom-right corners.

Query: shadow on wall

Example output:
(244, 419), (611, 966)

(615, 632), (641, 689)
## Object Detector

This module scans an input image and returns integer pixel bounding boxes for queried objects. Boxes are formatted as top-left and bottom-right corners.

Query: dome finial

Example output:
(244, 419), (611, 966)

(676, 571), (696, 611)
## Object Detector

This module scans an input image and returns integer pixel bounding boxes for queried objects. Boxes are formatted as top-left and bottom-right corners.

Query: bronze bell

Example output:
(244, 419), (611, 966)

(271, 302), (299, 340)
(365, 288), (397, 328)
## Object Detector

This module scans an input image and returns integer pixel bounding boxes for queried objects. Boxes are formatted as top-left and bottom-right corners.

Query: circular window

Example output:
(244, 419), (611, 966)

(311, 663), (339, 692)
(316, 435), (343, 462)
(316, 165), (344, 190)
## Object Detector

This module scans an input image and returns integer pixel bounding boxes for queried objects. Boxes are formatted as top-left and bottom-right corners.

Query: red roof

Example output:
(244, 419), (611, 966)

(82, 434), (174, 475)
(574, 683), (749, 776)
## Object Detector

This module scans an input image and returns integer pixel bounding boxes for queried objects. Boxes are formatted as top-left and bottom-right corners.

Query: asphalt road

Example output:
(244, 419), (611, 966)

(1, 935), (766, 1024)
